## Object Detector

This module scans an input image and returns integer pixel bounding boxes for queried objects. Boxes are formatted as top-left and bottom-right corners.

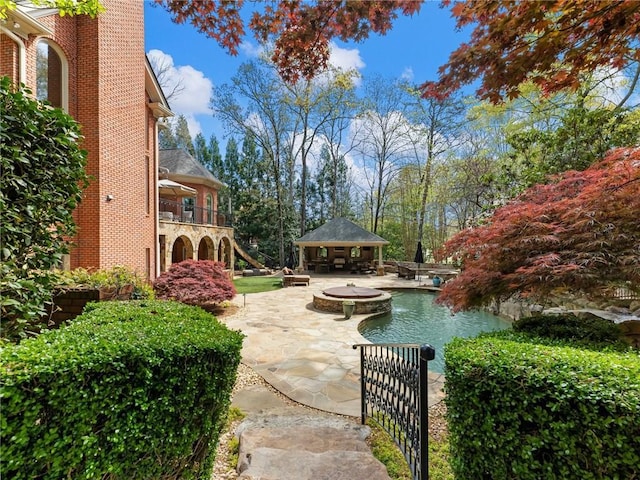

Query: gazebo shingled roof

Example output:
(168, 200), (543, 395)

(294, 217), (388, 272)
(295, 217), (389, 247)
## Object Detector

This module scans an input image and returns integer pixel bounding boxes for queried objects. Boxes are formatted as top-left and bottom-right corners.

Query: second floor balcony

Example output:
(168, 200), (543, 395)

(159, 198), (233, 227)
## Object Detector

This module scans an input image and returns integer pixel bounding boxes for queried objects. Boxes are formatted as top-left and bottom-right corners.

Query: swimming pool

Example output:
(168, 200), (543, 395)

(358, 289), (512, 373)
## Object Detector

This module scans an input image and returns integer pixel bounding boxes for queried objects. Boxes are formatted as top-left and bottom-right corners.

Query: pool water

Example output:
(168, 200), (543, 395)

(358, 290), (512, 373)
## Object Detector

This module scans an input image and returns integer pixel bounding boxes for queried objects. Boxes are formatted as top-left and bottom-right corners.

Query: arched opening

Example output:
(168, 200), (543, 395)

(218, 237), (232, 268)
(171, 235), (193, 264)
(198, 236), (215, 261)
(35, 39), (68, 110)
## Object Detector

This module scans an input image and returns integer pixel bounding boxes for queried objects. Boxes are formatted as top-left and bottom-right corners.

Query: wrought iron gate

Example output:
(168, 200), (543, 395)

(353, 343), (435, 480)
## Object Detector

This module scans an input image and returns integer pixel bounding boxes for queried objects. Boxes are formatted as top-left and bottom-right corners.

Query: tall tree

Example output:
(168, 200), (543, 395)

(404, 87), (465, 248)
(213, 60), (294, 266)
(193, 133), (211, 170)
(209, 134), (224, 181)
(316, 70), (360, 219)
(173, 115), (195, 156)
(352, 75), (415, 233)
(436, 147), (640, 312)
(158, 125), (177, 149)
(283, 69), (358, 236)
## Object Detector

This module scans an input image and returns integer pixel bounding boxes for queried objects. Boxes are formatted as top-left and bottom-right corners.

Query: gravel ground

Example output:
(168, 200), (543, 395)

(211, 363), (448, 479)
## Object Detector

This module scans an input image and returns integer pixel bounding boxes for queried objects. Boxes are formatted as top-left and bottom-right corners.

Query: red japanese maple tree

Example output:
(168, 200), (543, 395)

(154, 259), (236, 307)
(157, 0), (639, 101)
(423, 0), (640, 102)
(436, 147), (640, 312)
(155, 0), (421, 83)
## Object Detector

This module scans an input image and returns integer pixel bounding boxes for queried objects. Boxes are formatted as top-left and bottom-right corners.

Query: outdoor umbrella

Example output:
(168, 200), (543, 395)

(414, 241), (424, 264)
(158, 179), (197, 197)
(414, 241), (424, 284)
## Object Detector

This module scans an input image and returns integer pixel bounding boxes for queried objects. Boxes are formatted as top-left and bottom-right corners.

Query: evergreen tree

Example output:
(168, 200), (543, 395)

(158, 125), (177, 149)
(173, 115), (195, 156)
(223, 137), (240, 193)
(209, 134), (224, 181)
(193, 133), (211, 170)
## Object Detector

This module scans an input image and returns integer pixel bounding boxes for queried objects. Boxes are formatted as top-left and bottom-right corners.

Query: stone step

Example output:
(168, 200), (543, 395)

(235, 413), (390, 480)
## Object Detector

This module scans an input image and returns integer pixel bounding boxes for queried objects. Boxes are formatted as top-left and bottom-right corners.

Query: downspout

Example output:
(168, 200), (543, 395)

(1, 27), (26, 85)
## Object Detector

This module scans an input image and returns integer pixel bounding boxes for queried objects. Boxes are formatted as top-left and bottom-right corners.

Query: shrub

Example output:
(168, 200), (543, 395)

(444, 335), (640, 479)
(57, 265), (154, 300)
(0, 77), (90, 340)
(154, 260), (236, 307)
(0, 300), (244, 479)
(512, 313), (625, 349)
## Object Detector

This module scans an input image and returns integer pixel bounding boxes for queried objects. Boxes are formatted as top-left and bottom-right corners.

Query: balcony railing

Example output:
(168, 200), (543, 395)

(159, 198), (233, 227)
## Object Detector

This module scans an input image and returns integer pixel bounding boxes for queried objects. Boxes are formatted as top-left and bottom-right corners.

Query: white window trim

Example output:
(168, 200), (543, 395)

(35, 38), (69, 112)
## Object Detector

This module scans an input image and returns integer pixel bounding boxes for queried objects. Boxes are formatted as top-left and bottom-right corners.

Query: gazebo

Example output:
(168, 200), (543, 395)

(294, 217), (389, 275)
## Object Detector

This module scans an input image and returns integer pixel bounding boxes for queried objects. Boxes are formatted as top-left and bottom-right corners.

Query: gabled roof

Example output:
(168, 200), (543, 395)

(145, 56), (172, 119)
(295, 217), (388, 246)
(159, 149), (224, 189)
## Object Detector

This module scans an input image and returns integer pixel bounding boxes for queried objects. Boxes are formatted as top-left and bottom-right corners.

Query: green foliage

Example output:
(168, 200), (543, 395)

(366, 418), (412, 480)
(0, 300), (244, 479)
(444, 336), (640, 479)
(512, 313), (625, 348)
(0, 77), (90, 339)
(428, 439), (454, 480)
(0, 0), (104, 19)
(57, 265), (154, 300)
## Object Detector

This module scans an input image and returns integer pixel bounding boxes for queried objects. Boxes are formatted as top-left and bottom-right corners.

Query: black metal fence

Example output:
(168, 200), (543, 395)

(353, 343), (435, 480)
(159, 198), (233, 227)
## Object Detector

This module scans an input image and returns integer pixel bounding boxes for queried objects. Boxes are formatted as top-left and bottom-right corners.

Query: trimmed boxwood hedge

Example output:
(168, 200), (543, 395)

(0, 300), (244, 479)
(444, 335), (640, 479)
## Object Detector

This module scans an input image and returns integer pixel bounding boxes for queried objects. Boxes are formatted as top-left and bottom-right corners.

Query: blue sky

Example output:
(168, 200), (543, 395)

(144, 1), (470, 144)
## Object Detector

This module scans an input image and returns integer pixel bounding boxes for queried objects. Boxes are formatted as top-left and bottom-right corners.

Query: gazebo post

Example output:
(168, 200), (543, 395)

(297, 245), (305, 273)
(377, 246), (384, 276)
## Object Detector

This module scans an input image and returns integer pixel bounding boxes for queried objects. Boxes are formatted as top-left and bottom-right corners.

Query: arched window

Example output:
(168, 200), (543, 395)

(36, 39), (67, 110)
(206, 194), (213, 224)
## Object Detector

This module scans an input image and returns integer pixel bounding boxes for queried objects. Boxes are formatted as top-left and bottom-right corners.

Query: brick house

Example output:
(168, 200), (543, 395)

(158, 148), (234, 273)
(1, 1), (233, 281)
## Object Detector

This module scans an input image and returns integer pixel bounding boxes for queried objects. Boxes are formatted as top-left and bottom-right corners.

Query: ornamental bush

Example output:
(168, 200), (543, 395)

(0, 76), (89, 341)
(444, 335), (640, 479)
(154, 260), (236, 307)
(0, 300), (243, 479)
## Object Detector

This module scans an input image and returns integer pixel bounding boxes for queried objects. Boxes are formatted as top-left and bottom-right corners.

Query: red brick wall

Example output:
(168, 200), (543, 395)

(0, 34), (20, 84)
(2, 1), (158, 280)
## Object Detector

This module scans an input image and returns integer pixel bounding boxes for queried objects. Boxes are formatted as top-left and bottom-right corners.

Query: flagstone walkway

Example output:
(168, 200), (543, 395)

(221, 272), (445, 417)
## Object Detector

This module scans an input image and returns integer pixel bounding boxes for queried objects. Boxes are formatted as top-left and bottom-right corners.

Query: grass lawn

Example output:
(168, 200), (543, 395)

(233, 276), (283, 294)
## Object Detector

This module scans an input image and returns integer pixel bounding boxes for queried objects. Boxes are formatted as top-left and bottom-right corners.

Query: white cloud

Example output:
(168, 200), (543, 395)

(239, 40), (265, 58)
(328, 42), (365, 73)
(147, 49), (213, 138)
(400, 67), (414, 82)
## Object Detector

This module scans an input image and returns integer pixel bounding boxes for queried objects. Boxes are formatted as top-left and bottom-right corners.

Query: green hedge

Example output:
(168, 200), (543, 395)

(0, 300), (243, 479)
(512, 313), (626, 349)
(444, 336), (640, 479)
